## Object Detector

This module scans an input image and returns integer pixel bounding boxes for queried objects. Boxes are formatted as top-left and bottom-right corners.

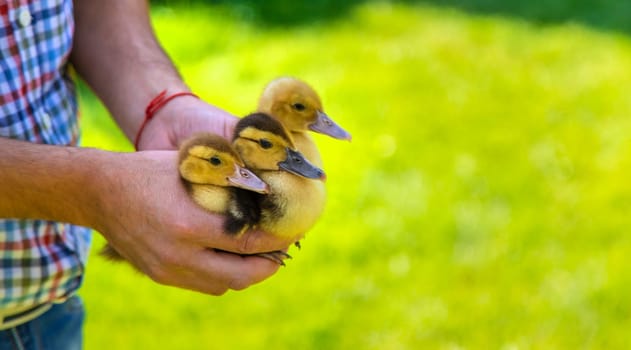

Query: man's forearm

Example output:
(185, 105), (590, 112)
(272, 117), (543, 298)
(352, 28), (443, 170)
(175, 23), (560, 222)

(70, 0), (189, 141)
(0, 138), (105, 226)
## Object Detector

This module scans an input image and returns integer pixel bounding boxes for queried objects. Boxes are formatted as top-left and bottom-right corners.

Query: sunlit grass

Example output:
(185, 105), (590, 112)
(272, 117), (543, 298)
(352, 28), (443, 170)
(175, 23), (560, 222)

(79, 2), (631, 349)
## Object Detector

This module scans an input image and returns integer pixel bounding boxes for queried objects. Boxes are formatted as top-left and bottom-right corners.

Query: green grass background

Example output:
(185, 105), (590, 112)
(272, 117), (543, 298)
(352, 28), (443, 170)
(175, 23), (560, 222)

(77, 1), (631, 348)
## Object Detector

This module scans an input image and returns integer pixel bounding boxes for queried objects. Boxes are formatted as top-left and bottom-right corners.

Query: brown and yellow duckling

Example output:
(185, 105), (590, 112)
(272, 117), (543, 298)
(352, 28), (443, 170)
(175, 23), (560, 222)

(258, 77), (351, 167)
(100, 133), (269, 260)
(231, 112), (326, 262)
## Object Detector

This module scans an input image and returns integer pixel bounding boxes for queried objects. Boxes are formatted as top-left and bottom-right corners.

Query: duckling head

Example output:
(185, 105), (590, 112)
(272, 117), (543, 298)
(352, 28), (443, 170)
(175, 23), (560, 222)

(178, 133), (269, 193)
(258, 77), (351, 141)
(233, 112), (326, 180)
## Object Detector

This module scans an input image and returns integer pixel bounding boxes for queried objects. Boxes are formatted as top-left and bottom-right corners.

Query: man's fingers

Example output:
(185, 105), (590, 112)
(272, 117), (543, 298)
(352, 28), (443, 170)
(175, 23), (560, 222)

(182, 206), (293, 254)
(163, 248), (282, 295)
(217, 228), (293, 255)
(208, 249), (282, 289)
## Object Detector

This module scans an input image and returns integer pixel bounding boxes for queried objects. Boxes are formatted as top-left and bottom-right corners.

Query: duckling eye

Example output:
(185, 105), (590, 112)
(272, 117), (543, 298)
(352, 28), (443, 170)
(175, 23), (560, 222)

(209, 156), (222, 165)
(259, 139), (273, 149)
(292, 103), (306, 111)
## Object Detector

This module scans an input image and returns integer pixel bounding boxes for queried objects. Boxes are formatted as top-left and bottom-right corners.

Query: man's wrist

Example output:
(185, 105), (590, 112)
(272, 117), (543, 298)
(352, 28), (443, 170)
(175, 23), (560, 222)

(134, 90), (199, 150)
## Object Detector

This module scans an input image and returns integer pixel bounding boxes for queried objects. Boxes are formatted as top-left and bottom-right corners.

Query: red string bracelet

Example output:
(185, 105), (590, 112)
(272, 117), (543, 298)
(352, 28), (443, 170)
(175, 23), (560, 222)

(134, 90), (199, 150)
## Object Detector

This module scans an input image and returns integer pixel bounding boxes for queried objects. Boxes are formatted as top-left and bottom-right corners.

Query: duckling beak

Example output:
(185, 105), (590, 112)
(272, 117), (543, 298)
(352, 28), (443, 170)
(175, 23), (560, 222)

(309, 111), (352, 141)
(228, 165), (270, 194)
(278, 148), (327, 181)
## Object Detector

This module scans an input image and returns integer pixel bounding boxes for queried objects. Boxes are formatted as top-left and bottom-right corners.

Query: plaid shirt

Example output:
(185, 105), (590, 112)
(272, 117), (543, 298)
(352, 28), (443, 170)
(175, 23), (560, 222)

(1, 0), (91, 309)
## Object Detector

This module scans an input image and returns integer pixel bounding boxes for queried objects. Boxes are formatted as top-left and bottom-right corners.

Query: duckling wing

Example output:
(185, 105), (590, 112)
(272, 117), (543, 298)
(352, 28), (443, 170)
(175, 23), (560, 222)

(224, 188), (264, 235)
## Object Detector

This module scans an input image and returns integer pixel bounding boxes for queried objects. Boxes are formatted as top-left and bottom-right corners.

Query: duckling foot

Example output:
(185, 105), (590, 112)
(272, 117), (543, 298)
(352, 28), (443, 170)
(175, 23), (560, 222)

(255, 251), (292, 266)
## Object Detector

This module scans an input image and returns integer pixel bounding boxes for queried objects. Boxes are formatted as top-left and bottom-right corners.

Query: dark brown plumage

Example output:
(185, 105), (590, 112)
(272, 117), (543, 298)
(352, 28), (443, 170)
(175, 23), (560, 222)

(232, 112), (294, 145)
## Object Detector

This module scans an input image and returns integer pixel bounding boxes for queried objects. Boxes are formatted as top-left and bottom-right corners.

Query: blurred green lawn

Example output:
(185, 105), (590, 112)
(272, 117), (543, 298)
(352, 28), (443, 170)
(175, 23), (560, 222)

(78, 2), (631, 349)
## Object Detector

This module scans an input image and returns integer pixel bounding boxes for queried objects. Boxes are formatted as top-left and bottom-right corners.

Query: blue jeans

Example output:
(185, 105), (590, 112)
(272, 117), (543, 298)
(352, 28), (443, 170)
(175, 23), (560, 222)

(0, 296), (84, 350)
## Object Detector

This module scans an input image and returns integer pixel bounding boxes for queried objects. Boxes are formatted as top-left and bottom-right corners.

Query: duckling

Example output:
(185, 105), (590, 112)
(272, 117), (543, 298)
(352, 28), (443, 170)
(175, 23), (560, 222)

(258, 77), (352, 167)
(177, 133), (269, 219)
(100, 133), (269, 261)
(258, 78), (350, 249)
(232, 113), (326, 261)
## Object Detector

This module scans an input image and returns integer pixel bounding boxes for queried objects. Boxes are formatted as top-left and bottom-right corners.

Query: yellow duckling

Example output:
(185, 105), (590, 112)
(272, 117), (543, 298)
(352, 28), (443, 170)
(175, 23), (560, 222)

(232, 113), (326, 250)
(178, 133), (269, 214)
(258, 77), (351, 167)
(100, 133), (269, 260)
(258, 78), (350, 250)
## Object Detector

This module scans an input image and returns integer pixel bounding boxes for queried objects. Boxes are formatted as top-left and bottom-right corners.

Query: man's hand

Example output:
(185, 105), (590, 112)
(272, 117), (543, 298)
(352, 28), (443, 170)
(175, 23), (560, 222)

(135, 94), (238, 150)
(94, 149), (289, 295)
(102, 90), (290, 293)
